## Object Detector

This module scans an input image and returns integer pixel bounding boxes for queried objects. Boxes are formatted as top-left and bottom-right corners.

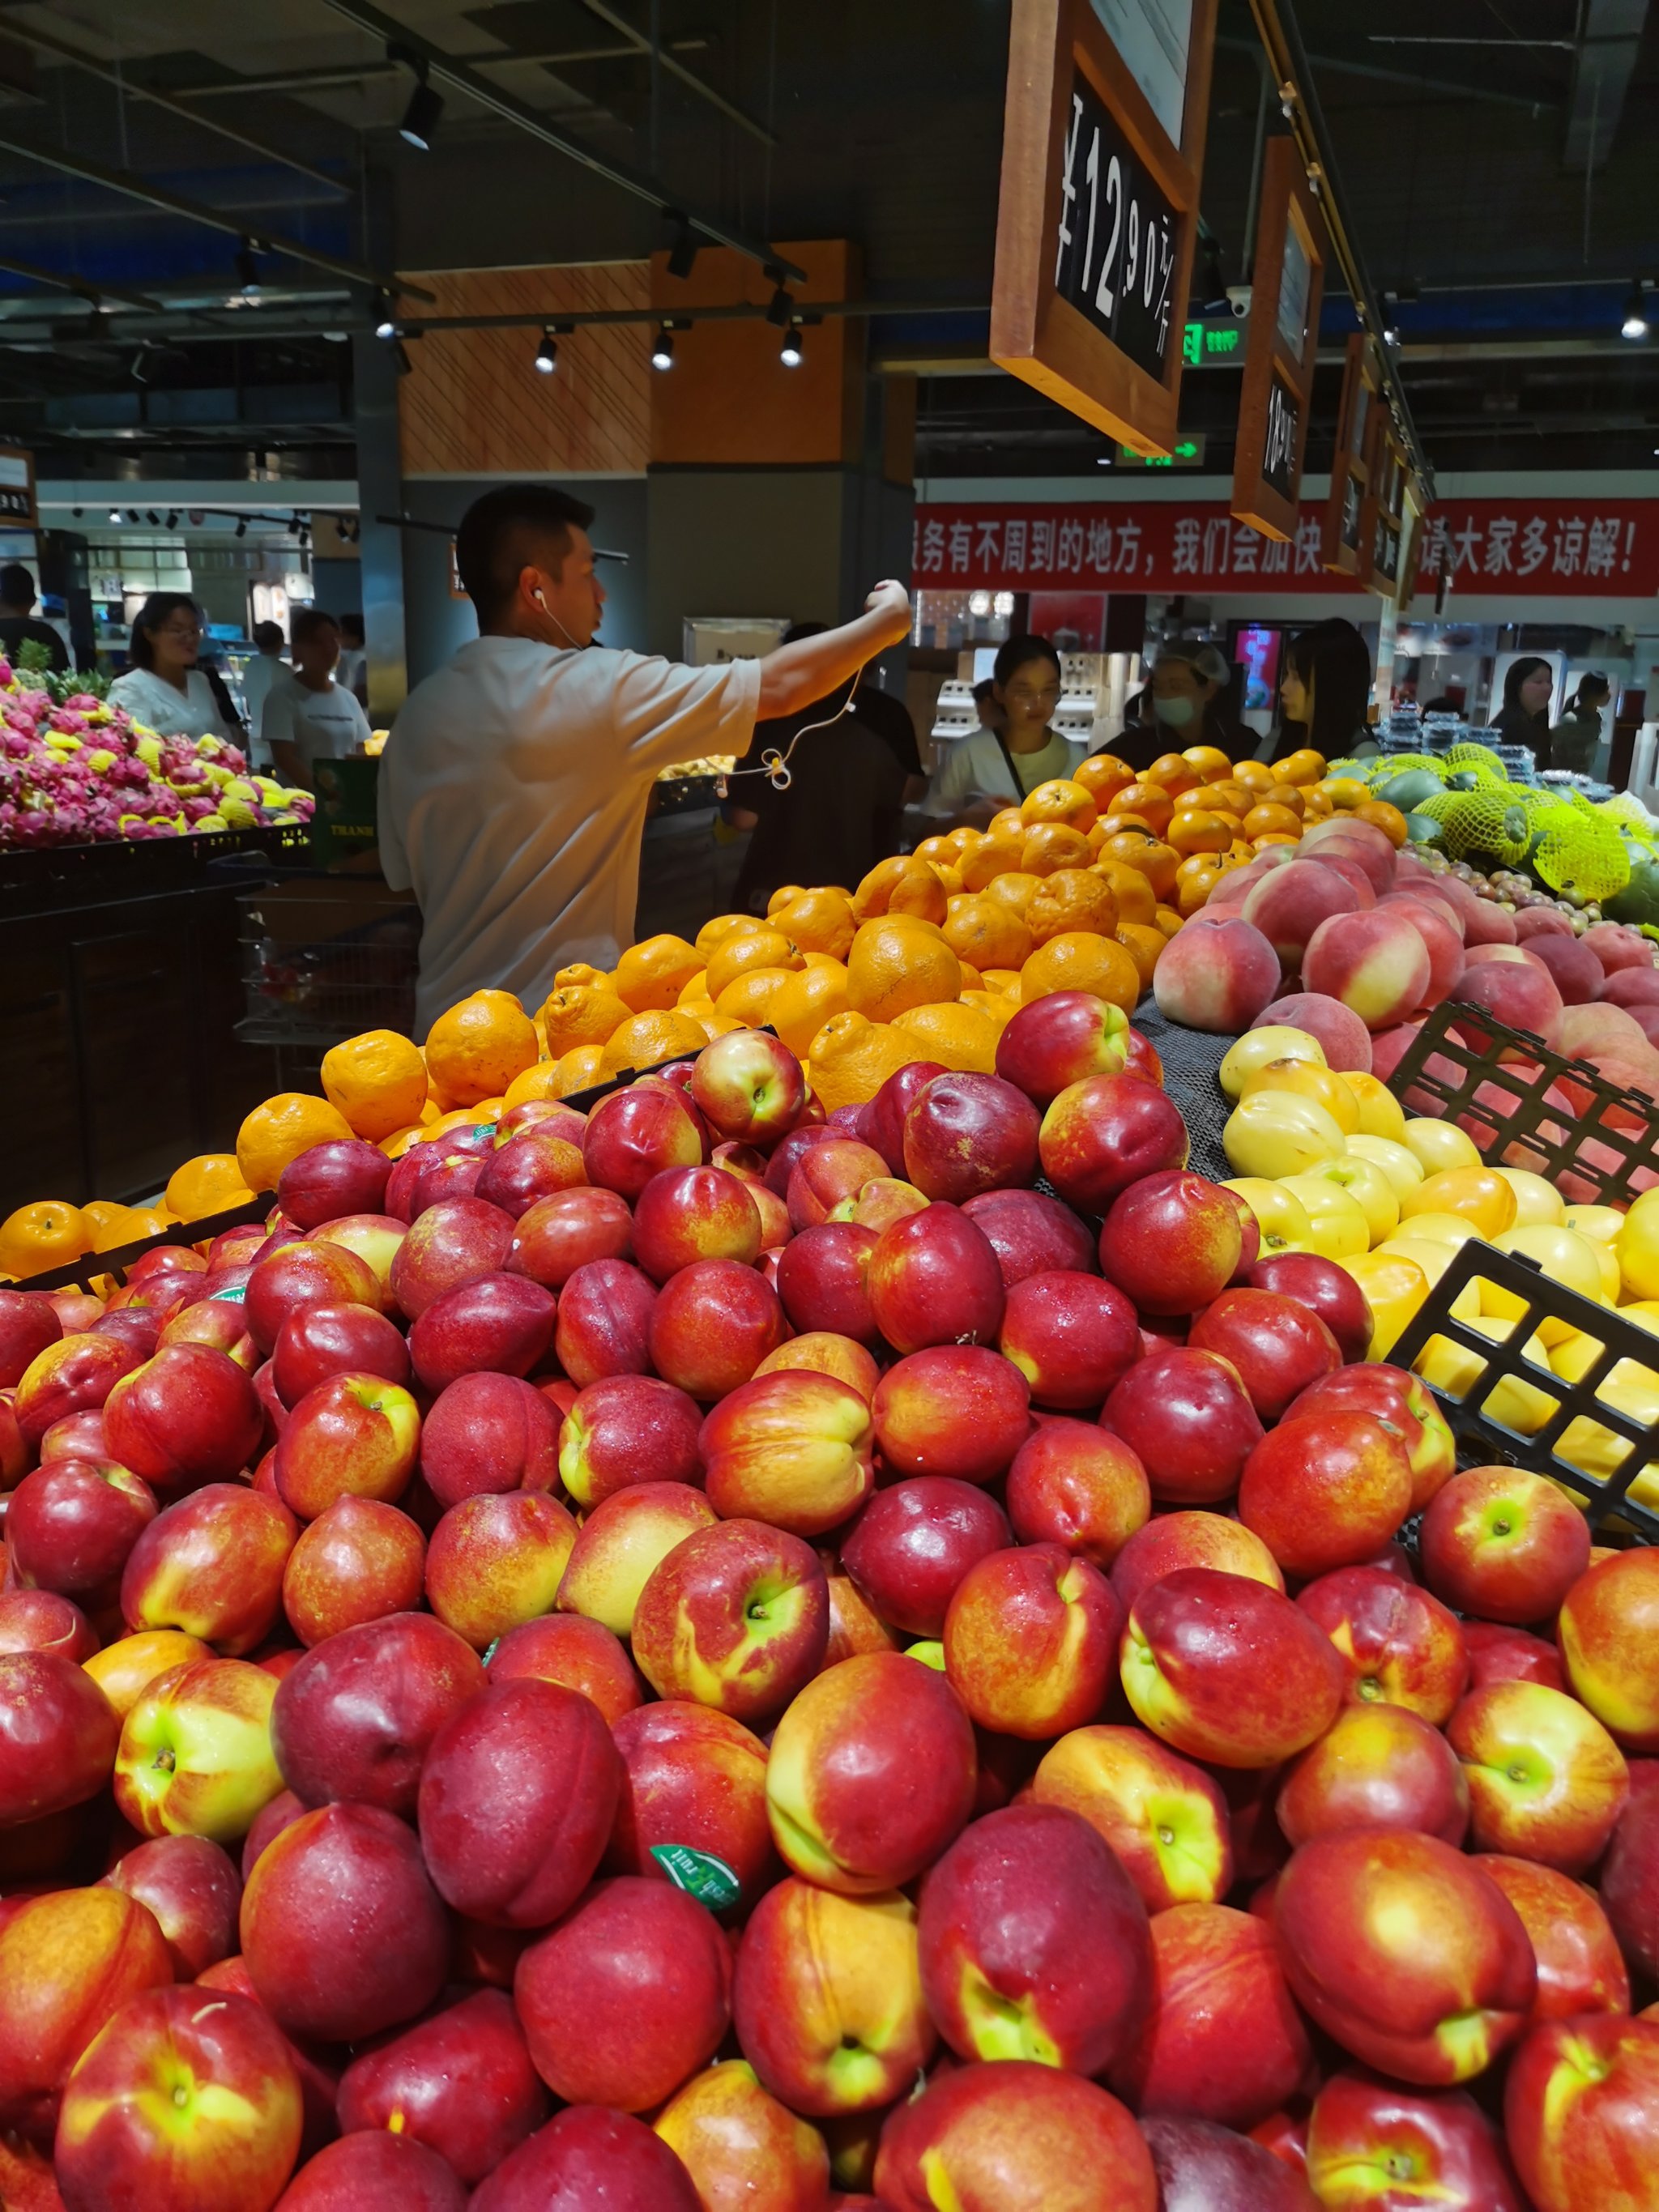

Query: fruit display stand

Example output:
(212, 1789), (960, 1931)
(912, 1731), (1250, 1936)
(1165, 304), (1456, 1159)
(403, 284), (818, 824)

(0, 827), (309, 1217)
(635, 786), (746, 944)
(11, 756), (1659, 2203)
(236, 875), (421, 1087)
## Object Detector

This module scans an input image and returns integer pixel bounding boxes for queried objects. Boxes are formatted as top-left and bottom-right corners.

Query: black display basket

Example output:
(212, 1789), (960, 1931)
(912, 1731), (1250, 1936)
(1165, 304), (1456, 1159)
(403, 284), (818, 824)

(1384, 998), (1659, 1206)
(1390, 1238), (1659, 1544)
(14, 1048), (711, 1296)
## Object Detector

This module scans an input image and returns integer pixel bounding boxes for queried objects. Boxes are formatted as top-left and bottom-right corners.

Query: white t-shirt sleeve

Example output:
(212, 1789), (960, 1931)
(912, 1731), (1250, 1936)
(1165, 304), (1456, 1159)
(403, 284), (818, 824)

(260, 673), (298, 762)
(608, 652), (761, 770)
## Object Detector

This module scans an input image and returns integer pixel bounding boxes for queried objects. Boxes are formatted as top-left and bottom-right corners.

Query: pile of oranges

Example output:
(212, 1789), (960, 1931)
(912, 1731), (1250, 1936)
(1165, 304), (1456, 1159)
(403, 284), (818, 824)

(0, 737), (1420, 1273)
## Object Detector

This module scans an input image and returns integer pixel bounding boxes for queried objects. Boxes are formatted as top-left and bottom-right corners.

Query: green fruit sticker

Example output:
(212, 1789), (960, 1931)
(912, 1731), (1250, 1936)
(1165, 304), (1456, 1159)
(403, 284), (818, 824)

(481, 1639), (501, 1668)
(208, 1284), (247, 1303)
(650, 1844), (740, 1911)
(472, 1123), (498, 1143)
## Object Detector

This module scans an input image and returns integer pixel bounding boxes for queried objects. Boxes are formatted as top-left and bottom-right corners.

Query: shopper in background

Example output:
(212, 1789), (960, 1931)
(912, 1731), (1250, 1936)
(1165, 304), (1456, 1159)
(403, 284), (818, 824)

(240, 620), (286, 746)
(972, 676), (1004, 733)
(1272, 618), (1375, 764)
(0, 563), (68, 674)
(1491, 655), (1555, 769)
(1549, 671), (1612, 778)
(262, 607), (372, 791)
(377, 482), (912, 1034)
(1116, 641), (1246, 771)
(922, 634), (1087, 826)
(337, 612), (369, 709)
(728, 623), (911, 912)
(107, 593), (239, 742)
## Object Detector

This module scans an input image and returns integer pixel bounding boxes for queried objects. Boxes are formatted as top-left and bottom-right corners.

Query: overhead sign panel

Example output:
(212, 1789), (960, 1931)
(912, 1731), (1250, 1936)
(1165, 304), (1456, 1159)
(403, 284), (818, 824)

(992, 0), (1220, 458)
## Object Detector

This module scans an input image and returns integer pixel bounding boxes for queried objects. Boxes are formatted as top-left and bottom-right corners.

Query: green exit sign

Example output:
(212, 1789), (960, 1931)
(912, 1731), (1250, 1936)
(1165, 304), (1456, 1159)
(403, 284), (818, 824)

(1182, 320), (1245, 365)
(1116, 434), (1207, 468)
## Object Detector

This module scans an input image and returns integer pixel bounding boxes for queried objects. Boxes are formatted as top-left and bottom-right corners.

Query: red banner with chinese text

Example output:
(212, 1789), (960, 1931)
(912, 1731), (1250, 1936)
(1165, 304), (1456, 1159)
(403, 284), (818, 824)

(911, 499), (1659, 598)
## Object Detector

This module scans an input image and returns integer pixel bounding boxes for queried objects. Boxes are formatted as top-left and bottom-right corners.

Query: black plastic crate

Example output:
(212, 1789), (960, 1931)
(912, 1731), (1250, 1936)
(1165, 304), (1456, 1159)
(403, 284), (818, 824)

(18, 1193), (275, 1296)
(1390, 1237), (1659, 1543)
(11, 1049), (713, 1294)
(1385, 997), (1659, 1205)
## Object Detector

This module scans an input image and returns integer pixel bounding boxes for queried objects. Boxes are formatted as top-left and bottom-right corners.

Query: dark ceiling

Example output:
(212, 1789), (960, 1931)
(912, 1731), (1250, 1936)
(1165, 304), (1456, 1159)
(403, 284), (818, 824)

(0, 0), (1653, 483)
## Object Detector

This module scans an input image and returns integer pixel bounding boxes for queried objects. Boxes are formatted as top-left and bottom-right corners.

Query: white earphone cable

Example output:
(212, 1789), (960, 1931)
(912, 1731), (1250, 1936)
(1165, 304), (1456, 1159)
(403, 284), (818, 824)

(718, 662), (868, 794)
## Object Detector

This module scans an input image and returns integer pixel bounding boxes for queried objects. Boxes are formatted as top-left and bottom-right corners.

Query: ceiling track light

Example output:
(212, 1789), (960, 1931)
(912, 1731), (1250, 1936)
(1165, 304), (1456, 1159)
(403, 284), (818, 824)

(108, 506), (121, 523)
(235, 237), (261, 295)
(534, 327), (558, 374)
(235, 518), (247, 538)
(665, 210), (698, 280)
(389, 44), (443, 151)
(779, 321), (804, 368)
(126, 509), (139, 524)
(164, 510), (178, 529)
(765, 283), (795, 328)
(1622, 282), (1650, 341)
(145, 510), (160, 526)
(392, 338), (413, 377)
(373, 290), (397, 340)
(650, 322), (676, 370)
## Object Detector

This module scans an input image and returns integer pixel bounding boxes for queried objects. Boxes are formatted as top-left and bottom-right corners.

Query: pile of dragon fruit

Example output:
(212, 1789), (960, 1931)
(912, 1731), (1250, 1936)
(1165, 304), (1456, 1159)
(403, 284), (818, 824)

(0, 670), (313, 849)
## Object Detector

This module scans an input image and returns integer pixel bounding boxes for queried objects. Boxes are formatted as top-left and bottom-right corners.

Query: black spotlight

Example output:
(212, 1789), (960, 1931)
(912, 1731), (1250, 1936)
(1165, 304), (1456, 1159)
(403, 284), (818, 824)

(765, 283), (795, 328)
(126, 509), (140, 523)
(108, 506), (122, 523)
(534, 328), (557, 374)
(374, 292), (397, 340)
(666, 211), (697, 280)
(146, 510), (160, 526)
(392, 46), (443, 151)
(164, 510), (178, 530)
(650, 324), (676, 370)
(235, 237), (261, 295)
(235, 518), (248, 539)
(779, 322), (804, 368)
(392, 338), (414, 376)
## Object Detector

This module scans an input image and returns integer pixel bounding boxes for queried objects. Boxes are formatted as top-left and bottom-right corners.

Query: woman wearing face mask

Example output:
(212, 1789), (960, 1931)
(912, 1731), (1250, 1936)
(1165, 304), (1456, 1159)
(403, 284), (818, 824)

(1490, 656), (1555, 771)
(1116, 641), (1245, 772)
(1271, 619), (1375, 765)
(923, 634), (1088, 827)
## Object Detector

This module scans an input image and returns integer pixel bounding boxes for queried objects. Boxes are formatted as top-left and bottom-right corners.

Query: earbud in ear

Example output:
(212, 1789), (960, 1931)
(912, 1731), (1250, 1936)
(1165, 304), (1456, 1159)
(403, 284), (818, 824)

(534, 590), (548, 609)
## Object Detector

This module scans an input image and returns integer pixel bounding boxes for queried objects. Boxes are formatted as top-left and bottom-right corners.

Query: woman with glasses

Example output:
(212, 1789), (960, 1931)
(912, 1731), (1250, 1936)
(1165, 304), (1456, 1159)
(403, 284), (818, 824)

(107, 592), (241, 742)
(923, 635), (1087, 828)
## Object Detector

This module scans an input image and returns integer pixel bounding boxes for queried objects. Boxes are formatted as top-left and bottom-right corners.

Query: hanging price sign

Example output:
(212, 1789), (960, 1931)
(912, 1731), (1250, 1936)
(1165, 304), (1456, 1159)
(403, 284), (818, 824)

(992, 0), (1219, 458)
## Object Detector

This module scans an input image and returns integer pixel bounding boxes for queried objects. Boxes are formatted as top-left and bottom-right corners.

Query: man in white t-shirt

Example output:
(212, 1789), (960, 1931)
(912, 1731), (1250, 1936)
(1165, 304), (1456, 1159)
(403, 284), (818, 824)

(377, 483), (911, 1037)
(261, 607), (372, 789)
(240, 622), (287, 757)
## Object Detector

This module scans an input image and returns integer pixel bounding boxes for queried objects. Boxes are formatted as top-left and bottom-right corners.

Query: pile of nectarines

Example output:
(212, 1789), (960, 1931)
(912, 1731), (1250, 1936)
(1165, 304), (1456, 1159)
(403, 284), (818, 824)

(1, 1012), (1656, 2212)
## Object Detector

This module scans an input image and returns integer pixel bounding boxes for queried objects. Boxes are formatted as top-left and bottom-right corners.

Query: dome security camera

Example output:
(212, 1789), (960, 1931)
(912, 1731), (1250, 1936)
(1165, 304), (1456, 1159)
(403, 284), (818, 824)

(1226, 284), (1252, 318)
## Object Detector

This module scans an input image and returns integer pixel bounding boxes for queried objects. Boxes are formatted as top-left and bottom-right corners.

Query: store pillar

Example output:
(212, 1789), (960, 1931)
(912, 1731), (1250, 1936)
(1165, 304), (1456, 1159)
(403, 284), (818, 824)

(645, 242), (915, 686)
(353, 329), (410, 723)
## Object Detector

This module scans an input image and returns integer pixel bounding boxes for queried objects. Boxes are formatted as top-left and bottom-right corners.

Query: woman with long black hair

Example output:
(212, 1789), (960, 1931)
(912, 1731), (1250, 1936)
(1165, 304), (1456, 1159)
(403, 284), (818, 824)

(1490, 655), (1555, 770)
(1271, 619), (1375, 764)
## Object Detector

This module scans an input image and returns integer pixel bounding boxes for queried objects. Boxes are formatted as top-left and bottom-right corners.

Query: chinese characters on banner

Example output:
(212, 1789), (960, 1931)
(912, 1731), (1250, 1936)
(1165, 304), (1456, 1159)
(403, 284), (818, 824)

(911, 500), (1659, 599)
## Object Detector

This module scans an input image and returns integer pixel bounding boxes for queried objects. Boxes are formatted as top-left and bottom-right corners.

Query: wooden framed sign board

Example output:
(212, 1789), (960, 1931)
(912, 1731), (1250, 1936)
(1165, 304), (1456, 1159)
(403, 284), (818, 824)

(992, 0), (1220, 458)
(1322, 333), (1383, 580)
(1364, 425), (1410, 599)
(1230, 137), (1324, 542)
